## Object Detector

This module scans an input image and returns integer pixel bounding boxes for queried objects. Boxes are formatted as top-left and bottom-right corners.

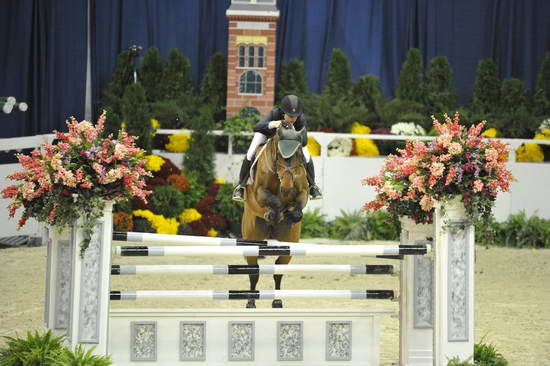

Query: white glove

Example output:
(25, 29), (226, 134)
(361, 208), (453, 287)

(268, 120), (282, 129)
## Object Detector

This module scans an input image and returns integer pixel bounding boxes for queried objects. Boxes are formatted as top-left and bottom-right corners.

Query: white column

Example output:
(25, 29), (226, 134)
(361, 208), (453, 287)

(399, 217), (434, 366)
(433, 197), (475, 365)
(66, 202), (113, 355)
(44, 225), (74, 336)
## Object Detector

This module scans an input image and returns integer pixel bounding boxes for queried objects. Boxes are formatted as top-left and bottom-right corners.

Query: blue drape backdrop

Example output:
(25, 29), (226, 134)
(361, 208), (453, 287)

(1, 0), (550, 138)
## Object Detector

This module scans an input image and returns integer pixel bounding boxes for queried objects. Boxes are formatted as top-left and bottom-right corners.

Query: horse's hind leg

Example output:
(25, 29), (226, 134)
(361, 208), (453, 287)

(246, 256), (259, 308)
(272, 255), (292, 308)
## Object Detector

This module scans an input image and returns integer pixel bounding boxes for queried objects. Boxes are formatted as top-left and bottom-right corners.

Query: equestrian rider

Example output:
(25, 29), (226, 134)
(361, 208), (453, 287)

(232, 94), (323, 201)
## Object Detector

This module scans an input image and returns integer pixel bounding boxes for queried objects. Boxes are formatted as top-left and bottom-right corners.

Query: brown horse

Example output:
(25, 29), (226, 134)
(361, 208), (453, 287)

(242, 122), (309, 308)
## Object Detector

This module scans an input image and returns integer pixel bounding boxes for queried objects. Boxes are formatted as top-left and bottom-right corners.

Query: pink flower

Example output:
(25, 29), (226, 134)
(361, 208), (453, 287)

(1, 185), (19, 199)
(473, 180), (484, 192)
(445, 167), (456, 186)
(430, 162), (445, 177)
(420, 195), (434, 211)
(448, 142), (462, 155)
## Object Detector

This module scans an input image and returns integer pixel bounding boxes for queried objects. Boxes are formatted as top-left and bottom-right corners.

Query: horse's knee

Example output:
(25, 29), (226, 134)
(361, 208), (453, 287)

(265, 209), (282, 224)
(286, 209), (303, 223)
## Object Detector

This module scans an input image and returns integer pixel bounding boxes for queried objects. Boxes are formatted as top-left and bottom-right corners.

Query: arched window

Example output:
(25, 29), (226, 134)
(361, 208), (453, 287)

(239, 70), (262, 94)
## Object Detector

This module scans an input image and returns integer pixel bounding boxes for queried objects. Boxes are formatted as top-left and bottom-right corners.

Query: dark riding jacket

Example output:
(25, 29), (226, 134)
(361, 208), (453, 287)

(253, 108), (308, 146)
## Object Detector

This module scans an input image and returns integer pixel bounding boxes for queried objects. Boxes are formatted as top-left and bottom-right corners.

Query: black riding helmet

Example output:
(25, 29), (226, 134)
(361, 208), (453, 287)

(280, 95), (303, 117)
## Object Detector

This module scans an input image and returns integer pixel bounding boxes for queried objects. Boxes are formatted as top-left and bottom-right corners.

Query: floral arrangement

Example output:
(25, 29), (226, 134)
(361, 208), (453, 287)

(351, 122), (380, 157)
(165, 133), (191, 153)
(2, 113), (151, 255)
(390, 122), (426, 136)
(363, 113), (515, 224)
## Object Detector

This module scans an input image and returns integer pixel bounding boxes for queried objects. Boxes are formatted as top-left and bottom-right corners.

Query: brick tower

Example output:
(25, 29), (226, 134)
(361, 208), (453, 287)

(226, 0), (279, 116)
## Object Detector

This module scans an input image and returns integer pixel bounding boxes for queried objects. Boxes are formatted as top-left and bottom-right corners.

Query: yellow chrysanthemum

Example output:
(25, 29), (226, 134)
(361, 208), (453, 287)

(516, 144), (544, 162)
(534, 129), (550, 141)
(121, 121), (126, 129)
(150, 118), (160, 129)
(165, 133), (191, 153)
(179, 208), (202, 224)
(133, 210), (179, 235)
(207, 228), (218, 237)
(145, 155), (165, 172)
(214, 179), (226, 184)
(482, 128), (498, 138)
(350, 122), (379, 157)
(307, 136), (320, 156)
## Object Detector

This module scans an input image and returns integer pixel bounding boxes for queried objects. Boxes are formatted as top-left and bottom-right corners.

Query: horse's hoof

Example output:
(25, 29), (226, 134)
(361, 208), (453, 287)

(246, 300), (256, 309)
(272, 299), (283, 308)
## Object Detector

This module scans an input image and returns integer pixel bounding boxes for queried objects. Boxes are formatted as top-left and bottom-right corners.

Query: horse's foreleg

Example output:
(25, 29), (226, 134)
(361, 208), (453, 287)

(272, 255), (292, 308)
(245, 256), (259, 308)
(257, 187), (283, 224)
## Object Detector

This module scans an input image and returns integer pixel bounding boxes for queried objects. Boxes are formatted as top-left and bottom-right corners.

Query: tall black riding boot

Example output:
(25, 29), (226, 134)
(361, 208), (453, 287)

(232, 158), (253, 201)
(305, 160), (322, 200)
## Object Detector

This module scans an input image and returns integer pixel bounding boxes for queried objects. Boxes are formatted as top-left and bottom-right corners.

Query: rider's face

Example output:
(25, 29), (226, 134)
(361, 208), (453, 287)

(283, 114), (298, 123)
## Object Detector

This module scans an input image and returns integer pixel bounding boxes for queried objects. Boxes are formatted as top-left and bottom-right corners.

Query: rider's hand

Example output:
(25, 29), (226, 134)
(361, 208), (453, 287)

(268, 120), (282, 129)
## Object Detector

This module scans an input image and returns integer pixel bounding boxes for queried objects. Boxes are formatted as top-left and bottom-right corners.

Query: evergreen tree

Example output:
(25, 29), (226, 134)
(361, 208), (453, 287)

(494, 78), (535, 138)
(139, 47), (164, 102)
(277, 59), (309, 102)
(183, 106), (216, 185)
(533, 52), (550, 118)
(425, 56), (458, 113)
(324, 49), (353, 98)
(471, 59), (501, 116)
(160, 48), (193, 101)
(101, 50), (135, 137)
(396, 48), (426, 104)
(200, 53), (227, 122)
(122, 83), (152, 153)
(351, 74), (384, 112)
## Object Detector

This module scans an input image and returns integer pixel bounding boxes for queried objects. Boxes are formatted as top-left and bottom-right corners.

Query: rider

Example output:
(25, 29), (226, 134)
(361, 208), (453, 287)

(232, 94), (323, 201)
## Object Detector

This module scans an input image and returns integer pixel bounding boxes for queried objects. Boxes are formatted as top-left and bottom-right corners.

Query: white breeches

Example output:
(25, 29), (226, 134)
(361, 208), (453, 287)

(246, 132), (311, 163)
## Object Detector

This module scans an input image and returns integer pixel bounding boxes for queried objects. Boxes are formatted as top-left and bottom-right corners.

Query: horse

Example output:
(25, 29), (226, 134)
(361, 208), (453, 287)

(241, 122), (309, 308)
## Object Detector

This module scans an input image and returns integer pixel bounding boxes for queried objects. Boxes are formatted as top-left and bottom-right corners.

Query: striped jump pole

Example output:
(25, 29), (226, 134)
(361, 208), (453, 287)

(111, 264), (395, 275)
(110, 289), (395, 301)
(114, 244), (430, 257)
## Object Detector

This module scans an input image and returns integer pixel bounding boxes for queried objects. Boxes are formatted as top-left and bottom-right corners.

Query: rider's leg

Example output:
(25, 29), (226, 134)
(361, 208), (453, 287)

(302, 146), (323, 200)
(233, 133), (267, 201)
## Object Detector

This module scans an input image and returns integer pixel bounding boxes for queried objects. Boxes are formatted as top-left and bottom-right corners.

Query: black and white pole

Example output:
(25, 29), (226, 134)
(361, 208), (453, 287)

(110, 289), (395, 301)
(111, 264), (395, 275)
(114, 244), (430, 257)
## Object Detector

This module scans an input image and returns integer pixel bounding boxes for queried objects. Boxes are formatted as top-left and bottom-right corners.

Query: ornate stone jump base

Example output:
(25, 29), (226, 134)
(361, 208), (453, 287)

(108, 308), (393, 366)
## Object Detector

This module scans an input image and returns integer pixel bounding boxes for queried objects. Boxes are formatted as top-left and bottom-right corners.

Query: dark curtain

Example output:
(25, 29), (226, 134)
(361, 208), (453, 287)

(1, 0), (550, 138)
(90, 0), (230, 119)
(0, 0), (87, 138)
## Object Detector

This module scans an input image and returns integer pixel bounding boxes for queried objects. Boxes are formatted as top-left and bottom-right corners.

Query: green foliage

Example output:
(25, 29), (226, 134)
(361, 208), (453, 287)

(498, 211), (550, 249)
(150, 185), (186, 218)
(300, 208), (329, 238)
(101, 50), (134, 137)
(351, 74), (384, 112)
(324, 49), (353, 99)
(396, 48), (427, 104)
(0, 330), (64, 366)
(474, 341), (508, 366)
(160, 48), (193, 101)
(365, 210), (400, 241)
(533, 52), (550, 118)
(139, 47), (164, 102)
(183, 170), (207, 208)
(328, 210), (369, 240)
(493, 78), (535, 138)
(113, 200), (133, 214)
(447, 357), (474, 366)
(215, 183), (243, 229)
(471, 59), (500, 117)
(150, 100), (186, 129)
(277, 59), (309, 102)
(426, 56), (458, 113)
(200, 53), (227, 122)
(303, 93), (369, 132)
(375, 98), (429, 130)
(222, 110), (259, 153)
(58, 344), (113, 366)
(133, 217), (155, 233)
(184, 106), (216, 186)
(121, 83), (152, 152)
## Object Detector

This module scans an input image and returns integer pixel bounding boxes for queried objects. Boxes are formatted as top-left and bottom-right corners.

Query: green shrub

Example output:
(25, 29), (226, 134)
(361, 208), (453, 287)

(447, 357), (474, 366)
(533, 52), (550, 118)
(471, 59), (500, 117)
(0, 330), (64, 366)
(150, 100), (186, 129)
(139, 47), (164, 103)
(58, 344), (112, 366)
(200, 53), (227, 122)
(184, 106), (216, 186)
(113, 200), (133, 215)
(300, 208), (329, 238)
(474, 215), (502, 247)
(215, 183), (243, 235)
(498, 211), (550, 248)
(493, 78), (536, 138)
(328, 210), (369, 241)
(222, 111), (259, 154)
(303, 93), (369, 132)
(426, 56), (458, 114)
(160, 48), (193, 101)
(474, 341), (508, 366)
(183, 170), (208, 209)
(365, 210), (400, 241)
(150, 185), (186, 218)
(277, 59), (309, 103)
(352, 74), (384, 111)
(122, 83), (152, 153)
(396, 48), (427, 105)
(325, 49), (353, 99)
(133, 217), (155, 233)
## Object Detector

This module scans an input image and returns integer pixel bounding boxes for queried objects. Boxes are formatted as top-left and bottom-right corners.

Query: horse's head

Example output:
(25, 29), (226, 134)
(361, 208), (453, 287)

(274, 123), (307, 196)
